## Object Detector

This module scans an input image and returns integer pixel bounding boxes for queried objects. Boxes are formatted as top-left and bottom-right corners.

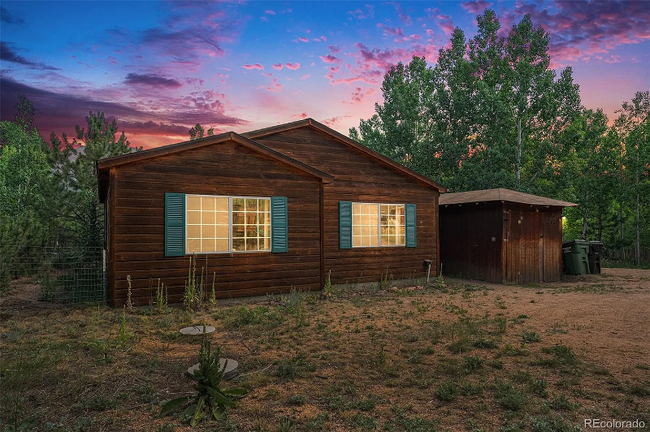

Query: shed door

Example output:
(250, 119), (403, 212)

(542, 213), (562, 282)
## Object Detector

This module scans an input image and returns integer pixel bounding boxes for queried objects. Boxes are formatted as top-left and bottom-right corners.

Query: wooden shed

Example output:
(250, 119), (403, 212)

(439, 189), (576, 284)
(97, 119), (445, 306)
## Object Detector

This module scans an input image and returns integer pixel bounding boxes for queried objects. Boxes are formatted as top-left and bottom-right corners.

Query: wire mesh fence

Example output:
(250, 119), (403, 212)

(1, 246), (106, 303)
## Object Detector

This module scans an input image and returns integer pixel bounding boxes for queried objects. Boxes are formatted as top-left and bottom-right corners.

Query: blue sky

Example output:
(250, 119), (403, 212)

(1, 1), (649, 148)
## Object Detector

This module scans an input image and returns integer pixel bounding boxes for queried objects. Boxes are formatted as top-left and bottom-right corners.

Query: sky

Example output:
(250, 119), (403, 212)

(1, 1), (649, 149)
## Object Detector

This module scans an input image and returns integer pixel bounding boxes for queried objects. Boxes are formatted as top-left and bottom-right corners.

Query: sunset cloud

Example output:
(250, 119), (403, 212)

(124, 73), (182, 88)
(460, 1), (493, 14)
(0, 42), (60, 70)
(285, 62), (301, 70)
(272, 63), (283, 70)
(320, 54), (342, 64)
(243, 63), (264, 70)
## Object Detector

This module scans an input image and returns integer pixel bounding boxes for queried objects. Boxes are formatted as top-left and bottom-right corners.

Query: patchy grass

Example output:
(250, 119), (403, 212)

(1, 270), (649, 430)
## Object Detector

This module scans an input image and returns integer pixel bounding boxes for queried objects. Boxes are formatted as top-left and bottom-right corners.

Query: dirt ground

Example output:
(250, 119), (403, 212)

(1, 267), (649, 431)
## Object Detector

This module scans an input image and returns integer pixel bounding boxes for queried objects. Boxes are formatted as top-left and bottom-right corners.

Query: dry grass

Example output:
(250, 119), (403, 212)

(1, 268), (649, 431)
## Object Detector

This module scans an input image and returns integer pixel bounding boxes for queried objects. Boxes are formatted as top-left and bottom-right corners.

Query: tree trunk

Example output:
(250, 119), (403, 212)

(620, 202), (625, 260)
(516, 118), (522, 190)
(634, 191), (641, 265)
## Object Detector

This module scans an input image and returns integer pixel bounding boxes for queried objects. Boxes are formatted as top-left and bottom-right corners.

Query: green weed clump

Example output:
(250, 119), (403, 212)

(159, 335), (248, 426)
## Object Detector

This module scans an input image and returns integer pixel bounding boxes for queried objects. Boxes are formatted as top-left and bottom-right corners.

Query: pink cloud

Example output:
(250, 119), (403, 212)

(320, 54), (342, 64)
(605, 55), (621, 64)
(323, 115), (352, 127)
(272, 63), (283, 70)
(300, 74), (310, 80)
(265, 10), (276, 15)
(295, 37), (309, 43)
(347, 5), (374, 20)
(410, 34), (421, 40)
(501, 1), (650, 64)
(328, 45), (342, 54)
(348, 87), (376, 104)
(460, 1), (493, 13)
(243, 63), (264, 70)
(377, 23), (405, 38)
(285, 62), (301, 70)
(293, 112), (308, 119)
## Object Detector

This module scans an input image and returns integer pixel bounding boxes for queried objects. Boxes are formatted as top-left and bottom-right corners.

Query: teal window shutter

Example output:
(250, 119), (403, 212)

(339, 201), (352, 249)
(405, 204), (417, 248)
(271, 196), (288, 253)
(165, 193), (185, 257)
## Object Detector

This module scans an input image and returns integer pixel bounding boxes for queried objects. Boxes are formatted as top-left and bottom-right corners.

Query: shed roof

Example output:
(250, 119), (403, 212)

(439, 188), (577, 207)
(244, 118), (447, 192)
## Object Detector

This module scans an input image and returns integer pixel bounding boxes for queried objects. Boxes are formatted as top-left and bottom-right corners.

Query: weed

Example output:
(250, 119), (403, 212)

(287, 394), (305, 406)
(153, 278), (169, 314)
(117, 306), (130, 348)
(496, 383), (527, 411)
(522, 331), (541, 343)
(304, 413), (329, 430)
(274, 354), (315, 380)
(126, 275), (134, 312)
(540, 345), (577, 366)
(460, 380), (484, 395)
(209, 271), (217, 306)
(436, 380), (458, 402)
(159, 335), (248, 426)
(530, 414), (581, 432)
(498, 344), (529, 357)
(546, 394), (579, 411)
(448, 338), (473, 354)
(474, 339), (498, 349)
(627, 382), (650, 397)
(463, 355), (484, 372)
(322, 270), (333, 299)
(351, 412), (377, 429)
(277, 417), (293, 432)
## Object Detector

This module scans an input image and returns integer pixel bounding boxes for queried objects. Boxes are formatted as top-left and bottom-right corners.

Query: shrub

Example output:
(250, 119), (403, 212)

(160, 335), (248, 426)
(436, 380), (458, 402)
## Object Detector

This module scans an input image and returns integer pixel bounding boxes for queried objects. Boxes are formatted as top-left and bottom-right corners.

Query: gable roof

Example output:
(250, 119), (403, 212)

(96, 131), (333, 202)
(439, 188), (577, 207)
(244, 118), (447, 192)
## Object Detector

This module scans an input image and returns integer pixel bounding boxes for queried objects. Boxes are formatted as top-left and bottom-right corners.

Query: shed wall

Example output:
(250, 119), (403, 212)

(439, 202), (564, 284)
(255, 127), (439, 285)
(108, 140), (322, 306)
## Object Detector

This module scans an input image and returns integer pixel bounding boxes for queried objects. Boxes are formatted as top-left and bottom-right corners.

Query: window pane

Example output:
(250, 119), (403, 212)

(187, 211), (200, 224)
(202, 226), (215, 239)
(216, 211), (228, 225)
(216, 225), (229, 238)
(202, 239), (216, 252)
(202, 196), (216, 211)
(246, 238), (258, 251)
(246, 226), (258, 238)
(187, 196), (201, 211)
(232, 238), (245, 251)
(216, 239), (229, 252)
(259, 200), (269, 211)
(232, 212), (244, 224)
(245, 199), (257, 211)
(187, 239), (200, 253)
(187, 225), (200, 238)
(202, 211), (215, 225)
(368, 235), (378, 246)
(260, 238), (270, 251)
(216, 197), (228, 210)
(232, 225), (245, 238)
(232, 198), (244, 211)
(258, 225), (268, 237)
(246, 212), (258, 224)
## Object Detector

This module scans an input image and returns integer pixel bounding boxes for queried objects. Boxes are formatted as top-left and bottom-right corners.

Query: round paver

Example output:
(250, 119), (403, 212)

(187, 358), (239, 380)
(179, 325), (216, 335)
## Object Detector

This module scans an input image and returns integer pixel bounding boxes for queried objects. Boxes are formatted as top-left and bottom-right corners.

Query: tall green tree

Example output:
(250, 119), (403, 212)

(48, 112), (140, 248)
(614, 91), (650, 264)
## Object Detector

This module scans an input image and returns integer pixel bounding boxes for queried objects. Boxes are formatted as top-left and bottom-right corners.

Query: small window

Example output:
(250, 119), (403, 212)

(186, 195), (271, 254)
(351, 203), (406, 248)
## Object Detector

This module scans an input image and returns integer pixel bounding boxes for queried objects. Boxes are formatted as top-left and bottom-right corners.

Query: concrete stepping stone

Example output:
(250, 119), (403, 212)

(187, 358), (239, 380)
(179, 325), (215, 335)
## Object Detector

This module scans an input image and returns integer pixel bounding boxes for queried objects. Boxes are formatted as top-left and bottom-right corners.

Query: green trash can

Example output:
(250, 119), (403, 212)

(588, 241), (604, 274)
(562, 240), (591, 275)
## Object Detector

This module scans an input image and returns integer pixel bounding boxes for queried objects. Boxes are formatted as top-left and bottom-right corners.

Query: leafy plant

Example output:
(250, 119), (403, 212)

(522, 331), (541, 343)
(322, 270), (332, 299)
(118, 306), (129, 347)
(154, 278), (169, 314)
(209, 271), (217, 306)
(126, 275), (134, 312)
(160, 335), (248, 426)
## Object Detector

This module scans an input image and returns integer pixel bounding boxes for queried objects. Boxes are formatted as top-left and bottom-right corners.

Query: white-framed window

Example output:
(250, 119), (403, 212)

(186, 195), (271, 254)
(352, 203), (405, 248)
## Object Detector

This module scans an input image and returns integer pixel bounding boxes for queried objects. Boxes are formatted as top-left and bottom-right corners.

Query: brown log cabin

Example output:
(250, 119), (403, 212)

(97, 119), (446, 306)
(439, 189), (576, 284)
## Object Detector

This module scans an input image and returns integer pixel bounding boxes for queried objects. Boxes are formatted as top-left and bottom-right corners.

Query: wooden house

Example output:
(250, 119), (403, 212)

(439, 189), (576, 284)
(97, 119), (445, 306)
